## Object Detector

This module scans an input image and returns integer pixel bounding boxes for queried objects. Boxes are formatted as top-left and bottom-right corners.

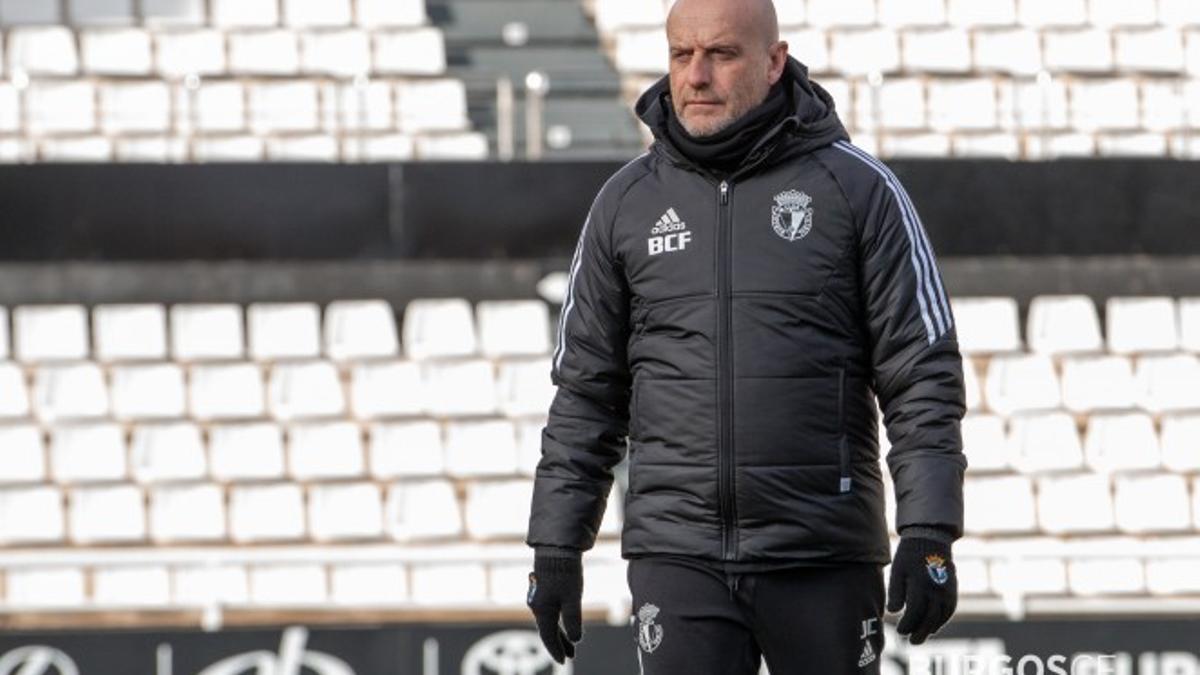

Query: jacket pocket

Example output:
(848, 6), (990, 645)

(836, 364), (852, 494)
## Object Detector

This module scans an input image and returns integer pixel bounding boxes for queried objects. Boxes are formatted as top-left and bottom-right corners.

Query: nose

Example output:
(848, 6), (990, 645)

(686, 52), (711, 90)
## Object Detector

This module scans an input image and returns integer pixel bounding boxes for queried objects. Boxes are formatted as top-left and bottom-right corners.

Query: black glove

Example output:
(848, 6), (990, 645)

(526, 549), (584, 663)
(887, 537), (957, 645)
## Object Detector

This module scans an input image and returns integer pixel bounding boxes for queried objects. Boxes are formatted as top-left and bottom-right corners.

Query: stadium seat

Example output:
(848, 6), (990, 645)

(829, 29), (900, 76)
(155, 29), (225, 77)
(49, 422), (126, 483)
(807, 0), (876, 26)
(14, 305), (89, 362)
(1160, 0), (1200, 26)
(170, 303), (245, 361)
(80, 28), (152, 75)
(983, 354), (1061, 415)
(1107, 297), (1180, 354)
(368, 420), (445, 478)
(0, 485), (63, 544)
(1146, 559), (1200, 595)
(1090, 0), (1157, 26)
(300, 30), (369, 77)
(1010, 79), (1071, 131)
(340, 134), (416, 161)
(40, 137), (113, 162)
(209, 422), (287, 480)
(68, 484), (146, 543)
(1018, 0), (1088, 27)
(516, 418), (545, 476)
(5, 569), (85, 608)
(0, 0), (60, 24)
(902, 28), (971, 73)
(115, 136), (188, 162)
(288, 420), (365, 479)
(962, 358), (982, 411)
(1181, 298), (1200, 352)
(1114, 473), (1192, 532)
(247, 302), (321, 360)
(307, 482), (384, 541)
(211, 0), (277, 26)
(1007, 412), (1085, 473)
(396, 80), (469, 133)
(229, 483), (306, 542)
(954, 558), (990, 596)
(497, 358), (555, 417)
(950, 297), (1023, 354)
(349, 359), (425, 418)
(267, 135), (341, 161)
(991, 554), (1069, 597)
(325, 81), (394, 131)
(1026, 295), (1103, 355)
(1141, 80), (1188, 132)
(33, 363), (109, 422)
(1059, 355), (1137, 413)
(614, 28), (667, 75)
(356, 0), (426, 27)
(853, 79), (925, 131)
(403, 296), (477, 357)
(964, 476), (1037, 534)
(592, 0), (666, 32)
(415, 133), (489, 161)
(947, 0), (1017, 26)
(267, 360), (346, 421)
(100, 82), (172, 134)
(372, 28), (446, 75)
(0, 424), (44, 483)
(1068, 557), (1146, 595)
(93, 566), (171, 607)
(1134, 354), (1200, 413)
(6, 27), (78, 75)
(248, 81), (320, 134)
(249, 565), (327, 605)
(929, 79), (998, 131)
(465, 479), (534, 540)
(444, 418), (520, 477)
(130, 422), (207, 482)
(228, 30), (300, 75)
(148, 483), (226, 541)
(423, 359), (498, 416)
(1043, 29), (1114, 73)
(881, 133), (953, 158)
(324, 300), (399, 360)
(384, 479), (463, 541)
(962, 414), (1009, 472)
(1024, 133), (1096, 159)
(1116, 28), (1186, 72)
(878, 0), (945, 26)
(330, 564), (408, 605)
(488, 562), (536, 605)
(188, 362), (265, 420)
(284, 0), (352, 27)
(972, 28), (1042, 75)
(1037, 473), (1115, 533)
(93, 304), (167, 361)
(476, 300), (551, 358)
(189, 83), (249, 133)
(1084, 413), (1161, 473)
(1071, 80), (1141, 131)
(1161, 414), (1200, 472)
(410, 563), (488, 605)
(0, 362), (31, 418)
(0, 308), (7, 360)
(1101, 129), (1167, 158)
(142, 0), (205, 26)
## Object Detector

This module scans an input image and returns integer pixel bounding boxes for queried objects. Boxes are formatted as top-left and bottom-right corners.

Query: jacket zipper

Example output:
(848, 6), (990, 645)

(837, 363), (851, 493)
(717, 179), (737, 560)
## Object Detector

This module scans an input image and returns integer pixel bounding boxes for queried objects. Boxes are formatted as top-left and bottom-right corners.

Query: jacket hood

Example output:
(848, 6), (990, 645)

(634, 56), (850, 170)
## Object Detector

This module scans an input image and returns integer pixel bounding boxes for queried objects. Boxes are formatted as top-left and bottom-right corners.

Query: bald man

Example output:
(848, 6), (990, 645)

(526, 0), (966, 672)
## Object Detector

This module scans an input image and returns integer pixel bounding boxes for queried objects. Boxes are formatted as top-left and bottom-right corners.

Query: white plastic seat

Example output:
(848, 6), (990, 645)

(229, 483), (306, 542)
(1161, 414), (1200, 472)
(340, 134), (416, 161)
(80, 28), (152, 75)
(5, 569), (85, 608)
(962, 414), (1008, 472)
(149, 483), (226, 541)
(422, 359), (498, 416)
(878, 0), (945, 26)
(829, 28), (900, 76)
(928, 79), (998, 131)
(155, 29), (225, 77)
(516, 418), (546, 476)
(287, 420), (365, 479)
(49, 422), (126, 483)
(247, 303), (321, 361)
(68, 484), (145, 543)
(169, 303), (244, 361)
(402, 299), (476, 360)
(93, 566), (172, 607)
(0, 307), (8, 359)
(1018, 0), (1087, 27)
(1116, 28), (1186, 72)
(1107, 297), (1179, 354)
(248, 81), (320, 134)
(300, 29), (369, 77)
(190, 82), (247, 133)
(1037, 473), (1114, 534)
(1142, 81), (1188, 132)
(983, 354), (1061, 415)
(0, 362), (31, 418)
(902, 28), (970, 73)
(34, 363), (109, 422)
(39, 137), (113, 162)
(807, 0), (876, 26)
(330, 564), (408, 605)
(1099, 130), (1168, 158)
(593, 0), (665, 32)
(991, 553), (1069, 596)
(1023, 133), (1096, 159)
(1182, 298), (1200, 352)
(6, 27), (78, 75)
(188, 362), (265, 420)
(0, 486), (64, 543)
(14, 305), (89, 362)
(415, 133), (489, 161)
(267, 360), (346, 421)
(1146, 559), (1200, 595)
(614, 28), (668, 75)
(464, 479), (533, 540)
(1059, 355), (1136, 413)
(1090, 0), (1156, 27)
(368, 420), (444, 478)
(948, 0), (1017, 26)
(780, 28), (829, 72)
(325, 80), (394, 131)
(384, 479), (462, 541)
(1134, 354), (1200, 413)
(1114, 474), (1192, 532)
(130, 422), (207, 483)
(880, 133), (952, 158)
(443, 418), (519, 477)
(175, 566), (249, 605)
(1071, 80), (1140, 131)
(1084, 413), (1161, 473)
(142, 0), (205, 26)
(307, 482), (383, 541)
(973, 28), (1042, 75)
(324, 300), (399, 360)
(249, 565), (327, 605)
(0, 424), (44, 483)
(410, 563), (487, 605)
(266, 135), (341, 162)
(211, 0), (277, 26)
(396, 80), (469, 133)
(964, 475), (1037, 534)
(349, 359), (424, 419)
(284, 0), (351, 27)
(950, 297), (1022, 354)
(357, 0), (426, 27)
(1026, 295), (1103, 355)
(476, 300), (551, 357)
(110, 363), (186, 420)
(1009, 79), (1071, 131)
(209, 422), (286, 480)
(497, 358), (555, 417)
(1068, 557), (1145, 596)
(1007, 412), (1084, 473)
(228, 30), (300, 74)
(963, 357), (982, 411)
(100, 82), (171, 134)
(92, 304), (167, 361)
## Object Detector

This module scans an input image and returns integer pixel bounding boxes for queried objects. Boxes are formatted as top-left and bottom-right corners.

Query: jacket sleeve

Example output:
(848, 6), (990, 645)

(856, 170), (967, 539)
(526, 185), (631, 552)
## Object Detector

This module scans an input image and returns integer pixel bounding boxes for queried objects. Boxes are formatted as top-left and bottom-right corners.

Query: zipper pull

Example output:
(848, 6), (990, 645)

(719, 181), (729, 204)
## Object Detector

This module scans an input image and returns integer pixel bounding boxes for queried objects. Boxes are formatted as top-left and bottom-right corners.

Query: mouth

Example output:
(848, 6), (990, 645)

(685, 101), (722, 110)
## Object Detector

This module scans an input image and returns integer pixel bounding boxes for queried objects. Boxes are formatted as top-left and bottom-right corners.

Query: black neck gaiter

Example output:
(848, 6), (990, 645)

(664, 79), (791, 175)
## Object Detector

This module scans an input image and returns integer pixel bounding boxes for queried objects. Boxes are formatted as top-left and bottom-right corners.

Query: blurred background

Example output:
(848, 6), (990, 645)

(0, 0), (1197, 673)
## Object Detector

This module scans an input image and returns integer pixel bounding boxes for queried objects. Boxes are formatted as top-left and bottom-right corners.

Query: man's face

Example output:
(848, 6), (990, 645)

(666, 1), (786, 137)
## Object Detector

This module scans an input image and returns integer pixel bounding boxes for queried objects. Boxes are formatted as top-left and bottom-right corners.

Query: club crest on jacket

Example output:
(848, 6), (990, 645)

(771, 189), (814, 241)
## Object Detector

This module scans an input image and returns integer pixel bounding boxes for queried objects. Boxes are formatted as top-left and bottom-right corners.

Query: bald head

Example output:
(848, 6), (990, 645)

(665, 0), (788, 136)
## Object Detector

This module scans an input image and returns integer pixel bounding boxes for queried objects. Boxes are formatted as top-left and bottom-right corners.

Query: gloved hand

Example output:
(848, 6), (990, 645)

(887, 537), (957, 645)
(526, 548), (584, 663)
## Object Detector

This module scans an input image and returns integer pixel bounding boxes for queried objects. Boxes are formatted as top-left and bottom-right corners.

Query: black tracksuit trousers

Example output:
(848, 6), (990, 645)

(627, 556), (885, 674)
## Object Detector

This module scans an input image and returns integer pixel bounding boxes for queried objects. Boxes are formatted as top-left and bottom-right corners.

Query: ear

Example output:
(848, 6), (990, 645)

(767, 40), (788, 86)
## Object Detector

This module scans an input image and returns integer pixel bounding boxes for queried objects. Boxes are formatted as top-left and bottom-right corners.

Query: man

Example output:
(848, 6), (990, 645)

(525, 0), (966, 672)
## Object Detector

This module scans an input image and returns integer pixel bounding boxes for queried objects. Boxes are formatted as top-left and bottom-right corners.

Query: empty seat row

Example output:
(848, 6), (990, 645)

(0, 415), (550, 484)
(952, 548), (1200, 598)
(846, 130), (1200, 160)
(0, 0), (427, 29)
(2, 299), (551, 363)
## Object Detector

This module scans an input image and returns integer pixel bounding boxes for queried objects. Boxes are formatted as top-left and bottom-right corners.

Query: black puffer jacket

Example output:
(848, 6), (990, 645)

(527, 57), (966, 565)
